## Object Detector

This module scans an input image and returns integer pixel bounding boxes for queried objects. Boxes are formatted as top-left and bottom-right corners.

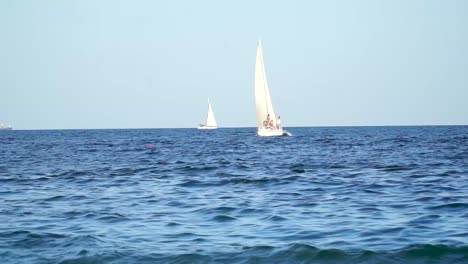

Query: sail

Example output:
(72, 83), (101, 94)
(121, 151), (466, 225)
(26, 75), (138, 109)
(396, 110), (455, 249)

(205, 100), (217, 127)
(254, 40), (277, 127)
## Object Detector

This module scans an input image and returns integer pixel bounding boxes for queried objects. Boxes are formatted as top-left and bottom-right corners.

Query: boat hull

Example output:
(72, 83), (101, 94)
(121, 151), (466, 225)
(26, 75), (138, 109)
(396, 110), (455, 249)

(197, 125), (217, 130)
(257, 127), (286, 137)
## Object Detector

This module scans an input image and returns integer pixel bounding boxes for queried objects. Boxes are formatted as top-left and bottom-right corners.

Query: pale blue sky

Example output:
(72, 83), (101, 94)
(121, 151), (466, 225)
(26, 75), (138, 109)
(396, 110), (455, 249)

(1, 0), (467, 129)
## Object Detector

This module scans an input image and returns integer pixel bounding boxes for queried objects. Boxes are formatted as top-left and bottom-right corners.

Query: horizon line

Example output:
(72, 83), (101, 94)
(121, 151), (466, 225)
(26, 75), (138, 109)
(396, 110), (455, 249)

(7, 124), (468, 131)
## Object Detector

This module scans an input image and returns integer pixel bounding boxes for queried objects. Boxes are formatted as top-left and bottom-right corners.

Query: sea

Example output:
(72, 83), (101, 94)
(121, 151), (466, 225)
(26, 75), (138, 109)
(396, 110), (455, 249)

(0, 126), (467, 264)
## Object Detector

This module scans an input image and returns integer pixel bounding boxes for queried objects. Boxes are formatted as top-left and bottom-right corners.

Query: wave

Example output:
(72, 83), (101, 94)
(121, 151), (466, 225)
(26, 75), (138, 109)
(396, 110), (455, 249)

(212, 215), (237, 222)
(193, 206), (237, 214)
(376, 165), (413, 172)
(96, 213), (129, 223)
(262, 215), (288, 221)
(46, 243), (468, 264)
(427, 203), (468, 210)
(44, 194), (90, 202)
(7, 231), (68, 248)
(174, 176), (282, 188)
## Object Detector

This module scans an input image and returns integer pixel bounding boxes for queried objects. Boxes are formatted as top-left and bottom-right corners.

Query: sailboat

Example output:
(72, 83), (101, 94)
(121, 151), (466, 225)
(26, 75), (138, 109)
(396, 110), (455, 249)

(254, 40), (289, 137)
(197, 99), (218, 129)
(0, 123), (12, 130)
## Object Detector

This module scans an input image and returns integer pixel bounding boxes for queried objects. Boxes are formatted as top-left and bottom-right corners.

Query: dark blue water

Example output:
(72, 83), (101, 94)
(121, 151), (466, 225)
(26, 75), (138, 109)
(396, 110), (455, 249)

(1, 126), (467, 263)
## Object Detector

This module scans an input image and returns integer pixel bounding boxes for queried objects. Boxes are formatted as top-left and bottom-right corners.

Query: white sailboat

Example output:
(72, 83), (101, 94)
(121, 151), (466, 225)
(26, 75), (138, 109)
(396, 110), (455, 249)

(0, 123), (12, 130)
(197, 99), (218, 130)
(254, 40), (288, 137)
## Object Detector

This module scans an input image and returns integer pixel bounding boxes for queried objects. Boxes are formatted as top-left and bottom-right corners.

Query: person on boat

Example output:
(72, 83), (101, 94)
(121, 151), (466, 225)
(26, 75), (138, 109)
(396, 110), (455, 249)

(277, 116), (282, 129)
(269, 119), (274, 128)
(265, 114), (271, 128)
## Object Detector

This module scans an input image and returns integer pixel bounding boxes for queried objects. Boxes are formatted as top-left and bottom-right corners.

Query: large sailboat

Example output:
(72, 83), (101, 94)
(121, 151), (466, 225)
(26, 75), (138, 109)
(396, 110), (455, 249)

(254, 40), (288, 137)
(197, 99), (218, 130)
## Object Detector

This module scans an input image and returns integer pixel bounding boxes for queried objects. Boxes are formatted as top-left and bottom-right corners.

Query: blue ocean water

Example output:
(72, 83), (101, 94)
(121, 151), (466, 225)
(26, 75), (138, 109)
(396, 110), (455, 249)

(0, 126), (467, 263)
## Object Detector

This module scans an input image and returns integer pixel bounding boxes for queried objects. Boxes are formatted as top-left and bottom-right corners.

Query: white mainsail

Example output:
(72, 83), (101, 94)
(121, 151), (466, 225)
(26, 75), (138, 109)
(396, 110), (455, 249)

(254, 40), (277, 127)
(205, 100), (217, 127)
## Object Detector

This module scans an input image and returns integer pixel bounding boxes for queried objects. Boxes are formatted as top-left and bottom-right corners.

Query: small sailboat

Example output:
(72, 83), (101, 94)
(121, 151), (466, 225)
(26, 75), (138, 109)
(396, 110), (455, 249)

(197, 99), (218, 130)
(254, 40), (289, 137)
(0, 123), (12, 130)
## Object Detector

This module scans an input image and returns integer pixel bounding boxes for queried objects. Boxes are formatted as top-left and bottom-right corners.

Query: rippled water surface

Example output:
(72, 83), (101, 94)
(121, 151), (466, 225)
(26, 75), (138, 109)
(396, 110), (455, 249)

(1, 126), (467, 263)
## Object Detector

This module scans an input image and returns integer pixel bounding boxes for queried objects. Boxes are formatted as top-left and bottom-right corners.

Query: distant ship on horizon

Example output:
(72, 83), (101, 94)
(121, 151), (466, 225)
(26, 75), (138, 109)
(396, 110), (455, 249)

(0, 123), (13, 130)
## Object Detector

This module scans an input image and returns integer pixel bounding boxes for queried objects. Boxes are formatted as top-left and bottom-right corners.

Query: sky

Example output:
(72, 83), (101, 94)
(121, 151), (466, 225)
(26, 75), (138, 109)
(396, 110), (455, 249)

(1, 0), (467, 129)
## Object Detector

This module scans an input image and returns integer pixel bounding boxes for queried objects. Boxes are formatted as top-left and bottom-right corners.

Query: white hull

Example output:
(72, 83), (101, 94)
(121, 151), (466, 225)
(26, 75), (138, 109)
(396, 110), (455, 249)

(197, 125), (217, 130)
(0, 124), (12, 130)
(257, 127), (285, 137)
